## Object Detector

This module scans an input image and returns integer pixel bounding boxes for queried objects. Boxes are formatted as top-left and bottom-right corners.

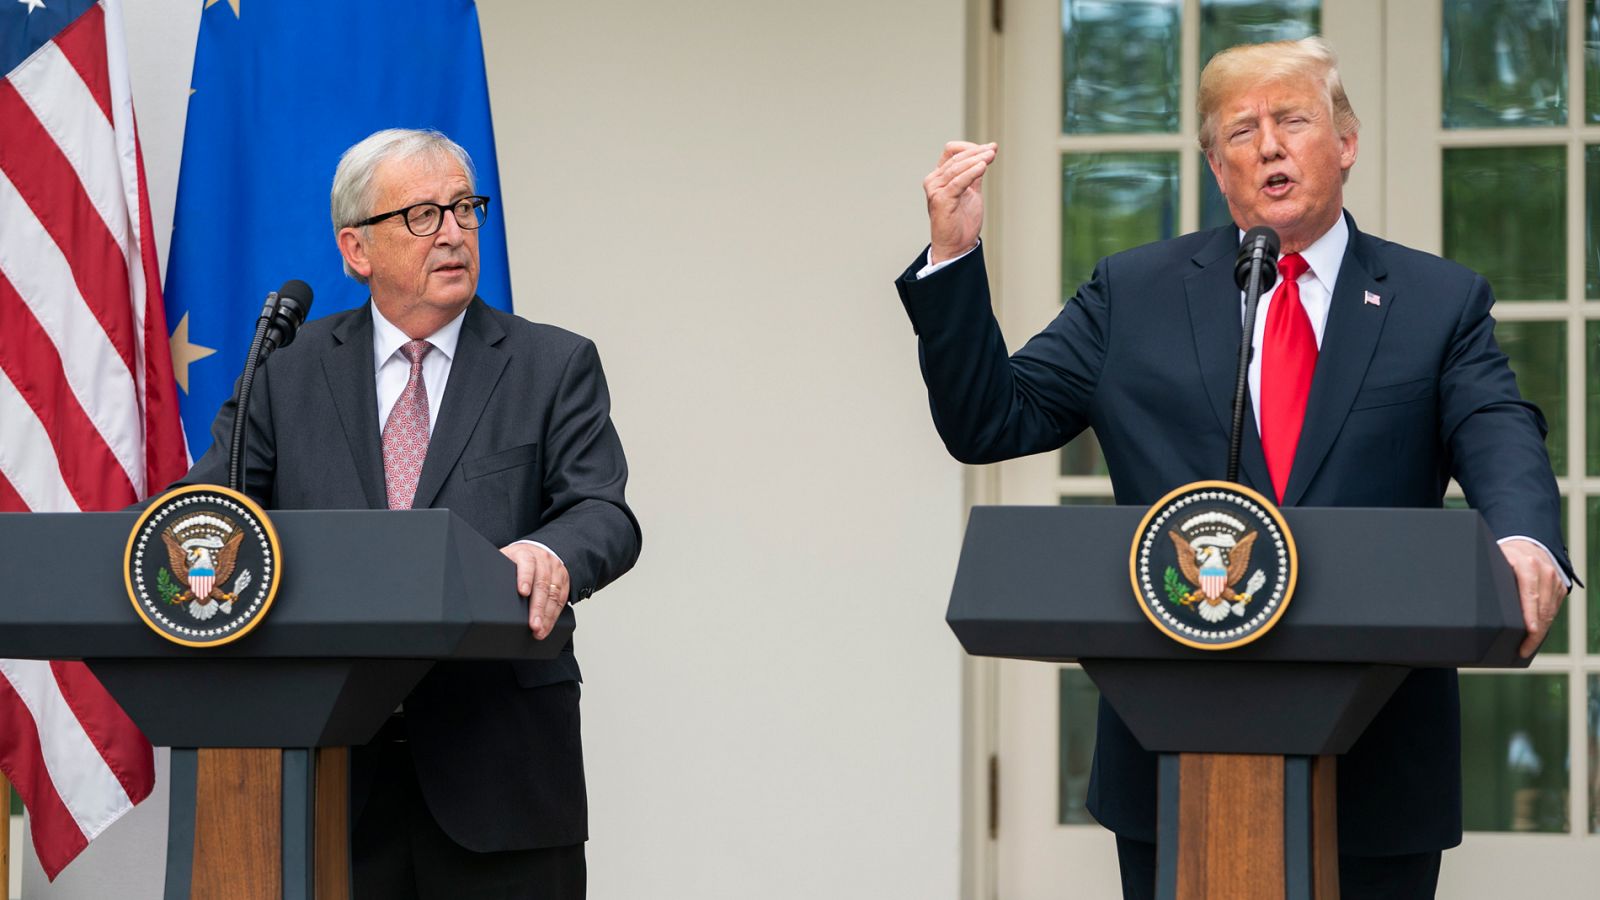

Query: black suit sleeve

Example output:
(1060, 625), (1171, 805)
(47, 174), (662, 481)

(1440, 275), (1573, 578)
(895, 243), (1105, 465)
(523, 339), (642, 601)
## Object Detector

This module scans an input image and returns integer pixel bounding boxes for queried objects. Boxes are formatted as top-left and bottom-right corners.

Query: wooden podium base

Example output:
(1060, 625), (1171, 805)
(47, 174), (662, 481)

(166, 747), (350, 900)
(1158, 754), (1338, 900)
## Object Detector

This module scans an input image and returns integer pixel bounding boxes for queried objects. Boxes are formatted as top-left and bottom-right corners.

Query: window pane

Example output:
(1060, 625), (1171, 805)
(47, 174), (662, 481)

(1443, 146), (1566, 301)
(1062, 152), (1179, 299)
(1587, 146), (1600, 298)
(1061, 153), (1177, 476)
(1460, 673), (1569, 833)
(1496, 321), (1567, 476)
(1200, 153), (1235, 230)
(1589, 497), (1600, 653)
(1442, 0), (1568, 128)
(1062, 0), (1182, 134)
(1059, 494), (1114, 506)
(1199, 0), (1320, 72)
(1589, 321), (1600, 477)
(1059, 666), (1100, 825)
(1060, 431), (1110, 477)
(1586, 0), (1600, 124)
(1589, 675), (1600, 832)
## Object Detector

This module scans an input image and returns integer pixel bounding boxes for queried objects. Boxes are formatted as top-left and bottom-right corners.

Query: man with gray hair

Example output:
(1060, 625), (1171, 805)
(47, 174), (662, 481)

(898, 37), (1569, 899)
(173, 127), (640, 898)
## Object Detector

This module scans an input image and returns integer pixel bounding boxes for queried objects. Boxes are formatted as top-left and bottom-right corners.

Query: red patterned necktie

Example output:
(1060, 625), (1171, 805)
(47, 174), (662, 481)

(1260, 252), (1314, 503)
(383, 339), (433, 510)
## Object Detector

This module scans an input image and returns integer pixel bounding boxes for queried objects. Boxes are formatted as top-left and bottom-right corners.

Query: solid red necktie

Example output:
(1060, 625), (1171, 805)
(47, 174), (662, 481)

(1260, 252), (1314, 503)
(382, 339), (433, 509)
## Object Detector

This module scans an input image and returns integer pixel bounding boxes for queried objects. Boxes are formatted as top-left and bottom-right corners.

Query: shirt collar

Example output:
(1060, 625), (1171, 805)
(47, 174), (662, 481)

(370, 300), (468, 373)
(1236, 213), (1348, 295)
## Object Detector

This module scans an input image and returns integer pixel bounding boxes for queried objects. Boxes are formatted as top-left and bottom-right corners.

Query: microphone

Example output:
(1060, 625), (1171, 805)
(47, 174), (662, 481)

(1227, 226), (1280, 486)
(1234, 226), (1280, 294)
(228, 279), (314, 492)
(261, 279), (313, 356)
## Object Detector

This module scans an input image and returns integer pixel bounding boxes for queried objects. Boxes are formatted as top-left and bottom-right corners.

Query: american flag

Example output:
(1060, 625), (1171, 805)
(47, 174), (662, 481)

(0, 0), (184, 880)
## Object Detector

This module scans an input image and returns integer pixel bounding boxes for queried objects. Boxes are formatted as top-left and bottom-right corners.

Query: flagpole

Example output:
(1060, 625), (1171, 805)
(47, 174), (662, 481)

(1, 772), (10, 900)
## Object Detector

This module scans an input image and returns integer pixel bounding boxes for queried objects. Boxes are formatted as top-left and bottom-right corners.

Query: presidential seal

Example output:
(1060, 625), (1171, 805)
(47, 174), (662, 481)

(123, 485), (281, 647)
(1128, 480), (1296, 650)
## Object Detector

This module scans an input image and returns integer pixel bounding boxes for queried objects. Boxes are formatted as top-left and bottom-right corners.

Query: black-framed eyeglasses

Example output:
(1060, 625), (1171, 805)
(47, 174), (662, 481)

(352, 195), (491, 237)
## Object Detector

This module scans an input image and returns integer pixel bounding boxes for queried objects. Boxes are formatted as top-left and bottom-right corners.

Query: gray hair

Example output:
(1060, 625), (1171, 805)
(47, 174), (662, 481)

(330, 128), (477, 283)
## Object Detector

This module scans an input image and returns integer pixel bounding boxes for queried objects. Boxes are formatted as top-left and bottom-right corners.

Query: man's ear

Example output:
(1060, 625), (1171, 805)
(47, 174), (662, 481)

(338, 227), (373, 280)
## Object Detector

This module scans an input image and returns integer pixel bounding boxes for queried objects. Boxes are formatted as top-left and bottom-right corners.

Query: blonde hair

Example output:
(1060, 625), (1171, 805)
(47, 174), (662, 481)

(1196, 36), (1359, 153)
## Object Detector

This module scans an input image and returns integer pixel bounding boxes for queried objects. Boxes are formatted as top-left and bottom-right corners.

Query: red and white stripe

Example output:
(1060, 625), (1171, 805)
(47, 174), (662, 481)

(0, 660), (154, 879)
(0, 0), (184, 881)
(0, 0), (186, 511)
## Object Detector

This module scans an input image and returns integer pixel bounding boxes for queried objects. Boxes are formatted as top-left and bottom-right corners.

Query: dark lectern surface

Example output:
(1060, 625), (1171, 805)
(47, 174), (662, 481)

(0, 508), (571, 747)
(948, 506), (1525, 670)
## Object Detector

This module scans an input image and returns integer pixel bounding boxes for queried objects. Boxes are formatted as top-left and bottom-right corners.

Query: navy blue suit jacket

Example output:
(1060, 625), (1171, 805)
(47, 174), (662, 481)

(895, 215), (1568, 855)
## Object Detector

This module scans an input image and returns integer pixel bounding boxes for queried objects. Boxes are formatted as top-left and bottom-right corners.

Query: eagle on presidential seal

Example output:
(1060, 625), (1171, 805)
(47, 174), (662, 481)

(159, 515), (253, 621)
(1167, 526), (1268, 623)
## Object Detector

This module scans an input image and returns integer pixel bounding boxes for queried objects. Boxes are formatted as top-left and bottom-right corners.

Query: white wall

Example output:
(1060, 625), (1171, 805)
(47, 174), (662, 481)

(27, 2), (971, 897)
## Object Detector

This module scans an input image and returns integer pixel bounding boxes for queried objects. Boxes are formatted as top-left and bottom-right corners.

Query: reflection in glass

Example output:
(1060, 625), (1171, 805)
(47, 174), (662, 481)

(1062, 153), (1179, 301)
(1589, 675), (1599, 832)
(1200, 154), (1234, 230)
(1589, 322), (1600, 477)
(1059, 494), (1114, 507)
(1058, 153), (1175, 477)
(1062, 0), (1182, 134)
(1443, 147), (1566, 301)
(1460, 673), (1569, 832)
(1060, 431), (1110, 477)
(1589, 1), (1600, 123)
(1496, 321), (1567, 476)
(1587, 147), (1599, 297)
(1199, 0), (1320, 72)
(1442, 0), (1568, 128)
(1059, 666), (1100, 825)
(1589, 497), (1600, 653)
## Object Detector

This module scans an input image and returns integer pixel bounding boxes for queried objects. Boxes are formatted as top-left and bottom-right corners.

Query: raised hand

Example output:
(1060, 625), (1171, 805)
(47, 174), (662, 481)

(923, 141), (997, 264)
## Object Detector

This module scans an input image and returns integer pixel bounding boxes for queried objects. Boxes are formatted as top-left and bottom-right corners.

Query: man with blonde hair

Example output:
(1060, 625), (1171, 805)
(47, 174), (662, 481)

(897, 36), (1568, 899)
(167, 128), (641, 898)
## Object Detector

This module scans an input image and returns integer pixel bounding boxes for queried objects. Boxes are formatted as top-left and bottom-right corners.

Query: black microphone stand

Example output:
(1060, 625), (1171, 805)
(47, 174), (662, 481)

(1228, 229), (1279, 484)
(228, 293), (280, 493)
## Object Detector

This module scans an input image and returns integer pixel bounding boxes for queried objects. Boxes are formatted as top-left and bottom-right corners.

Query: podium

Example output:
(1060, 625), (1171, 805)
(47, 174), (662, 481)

(0, 508), (570, 900)
(948, 505), (1529, 899)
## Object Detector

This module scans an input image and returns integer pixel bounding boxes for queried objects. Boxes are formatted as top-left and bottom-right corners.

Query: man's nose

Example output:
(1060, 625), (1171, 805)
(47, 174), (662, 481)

(434, 209), (465, 245)
(1257, 121), (1285, 160)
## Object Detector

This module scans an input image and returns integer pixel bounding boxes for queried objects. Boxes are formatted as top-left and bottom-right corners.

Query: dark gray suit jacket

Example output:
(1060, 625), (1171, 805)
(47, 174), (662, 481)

(896, 215), (1569, 855)
(176, 297), (641, 850)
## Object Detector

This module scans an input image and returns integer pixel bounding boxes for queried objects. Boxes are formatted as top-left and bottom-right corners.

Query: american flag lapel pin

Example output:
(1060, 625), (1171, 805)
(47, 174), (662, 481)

(1364, 290), (1381, 307)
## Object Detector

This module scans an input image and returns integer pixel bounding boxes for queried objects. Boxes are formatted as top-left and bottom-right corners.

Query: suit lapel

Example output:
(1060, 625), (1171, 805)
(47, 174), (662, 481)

(323, 307), (387, 509)
(411, 299), (509, 510)
(1281, 219), (1391, 506)
(1185, 226), (1273, 494)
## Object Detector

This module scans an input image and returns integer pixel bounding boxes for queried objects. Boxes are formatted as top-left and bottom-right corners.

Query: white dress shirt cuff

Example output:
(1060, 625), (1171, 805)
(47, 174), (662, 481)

(513, 539), (564, 567)
(915, 240), (981, 279)
(1497, 535), (1571, 588)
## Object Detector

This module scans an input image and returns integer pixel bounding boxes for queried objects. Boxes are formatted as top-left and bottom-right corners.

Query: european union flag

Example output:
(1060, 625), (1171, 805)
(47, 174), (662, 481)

(164, 0), (511, 457)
